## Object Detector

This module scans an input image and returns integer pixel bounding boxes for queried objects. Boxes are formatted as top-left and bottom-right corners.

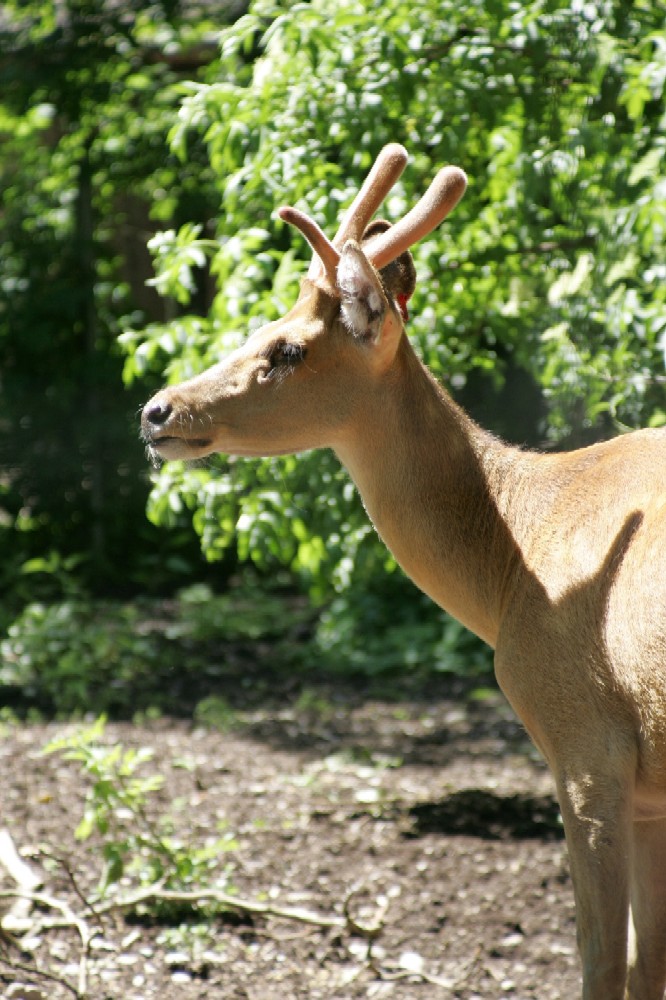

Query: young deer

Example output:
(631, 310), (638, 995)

(142, 144), (666, 999)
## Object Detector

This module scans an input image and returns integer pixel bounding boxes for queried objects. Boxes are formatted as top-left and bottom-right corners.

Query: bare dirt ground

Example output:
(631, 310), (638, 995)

(0, 673), (581, 999)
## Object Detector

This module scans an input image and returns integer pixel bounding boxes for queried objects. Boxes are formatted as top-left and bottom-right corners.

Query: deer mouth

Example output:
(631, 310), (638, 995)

(144, 432), (214, 461)
(153, 433), (212, 449)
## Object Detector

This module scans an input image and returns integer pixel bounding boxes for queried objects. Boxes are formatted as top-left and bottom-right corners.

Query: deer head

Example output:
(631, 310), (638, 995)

(140, 145), (467, 462)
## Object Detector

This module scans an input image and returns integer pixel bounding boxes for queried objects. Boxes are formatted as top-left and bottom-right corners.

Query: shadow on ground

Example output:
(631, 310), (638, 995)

(407, 789), (564, 841)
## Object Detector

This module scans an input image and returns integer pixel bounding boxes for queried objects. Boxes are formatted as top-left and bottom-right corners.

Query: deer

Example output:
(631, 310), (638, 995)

(141, 143), (666, 999)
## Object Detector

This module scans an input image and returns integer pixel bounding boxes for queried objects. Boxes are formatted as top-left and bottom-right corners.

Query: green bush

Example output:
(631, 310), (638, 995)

(0, 577), (492, 718)
(1, 599), (176, 716)
(315, 587), (492, 677)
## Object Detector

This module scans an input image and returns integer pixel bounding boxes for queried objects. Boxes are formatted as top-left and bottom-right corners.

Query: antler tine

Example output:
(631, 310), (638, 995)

(333, 143), (409, 247)
(363, 165), (467, 271)
(278, 205), (341, 284)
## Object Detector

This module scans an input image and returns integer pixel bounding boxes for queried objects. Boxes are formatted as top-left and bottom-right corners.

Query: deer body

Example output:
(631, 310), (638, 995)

(141, 146), (666, 998)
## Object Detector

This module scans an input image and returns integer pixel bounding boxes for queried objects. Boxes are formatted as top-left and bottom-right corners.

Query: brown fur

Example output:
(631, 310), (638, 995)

(142, 153), (666, 999)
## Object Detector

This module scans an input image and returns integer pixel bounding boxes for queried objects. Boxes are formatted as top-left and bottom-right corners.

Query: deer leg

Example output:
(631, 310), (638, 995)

(627, 817), (666, 1000)
(556, 770), (633, 1000)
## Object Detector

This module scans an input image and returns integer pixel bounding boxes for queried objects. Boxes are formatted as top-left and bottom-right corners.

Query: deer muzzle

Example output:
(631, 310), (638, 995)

(141, 392), (214, 461)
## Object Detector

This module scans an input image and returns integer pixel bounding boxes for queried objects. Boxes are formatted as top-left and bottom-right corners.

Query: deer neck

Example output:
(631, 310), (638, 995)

(335, 336), (527, 648)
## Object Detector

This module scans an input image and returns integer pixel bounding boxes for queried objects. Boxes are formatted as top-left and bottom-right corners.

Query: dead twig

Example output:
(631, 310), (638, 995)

(36, 850), (104, 932)
(0, 954), (79, 998)
(0, 889), (93, 998)
(97, 882), (388, 938)
(369, 942), (484, 993)
(342, 885), (390, 941)
(0, 830), (44, 935)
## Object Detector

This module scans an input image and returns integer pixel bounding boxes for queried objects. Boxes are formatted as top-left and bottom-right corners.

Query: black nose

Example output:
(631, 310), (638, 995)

(144, 399), (172, 426)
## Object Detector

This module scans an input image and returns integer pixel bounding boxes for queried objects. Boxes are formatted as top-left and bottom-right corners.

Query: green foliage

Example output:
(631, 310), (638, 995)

(0, 579), (492, 720)
(0, 575), (314, 718)
(1, 599), (177, 716)
(121, 0), (666, 624)
(43, 717), (237, 900)
(315, 586), (492, 677)
(173, 579), (311, 642)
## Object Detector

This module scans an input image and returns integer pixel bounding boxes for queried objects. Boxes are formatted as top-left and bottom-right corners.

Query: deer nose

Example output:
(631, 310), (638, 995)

(144, 399), (173, 426)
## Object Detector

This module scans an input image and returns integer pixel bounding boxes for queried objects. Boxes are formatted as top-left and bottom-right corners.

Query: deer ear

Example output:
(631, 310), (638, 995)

(337, 241), (388, 343)
(362, 219), (416, 322)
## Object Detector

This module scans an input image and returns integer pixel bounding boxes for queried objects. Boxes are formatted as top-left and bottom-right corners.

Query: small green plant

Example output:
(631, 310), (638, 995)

(43, 717), (237, 901)
(172, 578), (311, 646)
(193, 694), (239, 732)
(292, 687), (337, 722)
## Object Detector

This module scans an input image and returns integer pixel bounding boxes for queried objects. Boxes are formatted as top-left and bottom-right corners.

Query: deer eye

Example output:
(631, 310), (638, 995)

(266, 341), (306, 375)
(275, 342), (305, 364)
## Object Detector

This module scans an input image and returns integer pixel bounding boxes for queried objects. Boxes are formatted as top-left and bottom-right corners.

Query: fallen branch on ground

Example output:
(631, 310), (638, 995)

(0, 882), (386, 937)
(0, 829), (44, 935)
(0, 881), (389, 999)
(1, 876), (458, 995)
